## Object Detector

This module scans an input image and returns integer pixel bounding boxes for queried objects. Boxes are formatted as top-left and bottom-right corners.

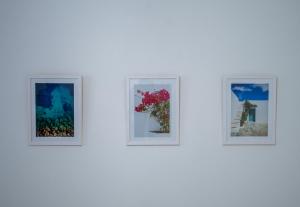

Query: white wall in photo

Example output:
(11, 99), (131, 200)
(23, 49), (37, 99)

(231, 91), (268, 134)
(253, 101), (268, 123)
(1, 1), (300, 207)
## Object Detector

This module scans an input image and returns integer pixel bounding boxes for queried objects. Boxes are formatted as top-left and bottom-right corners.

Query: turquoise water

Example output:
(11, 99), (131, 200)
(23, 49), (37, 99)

(35, 83), (74, 137)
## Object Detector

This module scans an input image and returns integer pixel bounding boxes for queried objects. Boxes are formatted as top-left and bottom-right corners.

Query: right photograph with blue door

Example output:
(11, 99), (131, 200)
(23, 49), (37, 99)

(223, 75), (277, 145)
(231, 83), (269, 137)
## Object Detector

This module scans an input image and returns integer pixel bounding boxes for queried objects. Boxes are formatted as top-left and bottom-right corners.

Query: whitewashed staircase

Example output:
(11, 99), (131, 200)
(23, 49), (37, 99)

(231, 104), (243, 134)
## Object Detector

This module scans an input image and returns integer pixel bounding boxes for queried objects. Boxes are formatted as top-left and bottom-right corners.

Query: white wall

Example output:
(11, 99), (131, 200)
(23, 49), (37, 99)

(1, 1), (300, 207)
(252, 101), (268, 123)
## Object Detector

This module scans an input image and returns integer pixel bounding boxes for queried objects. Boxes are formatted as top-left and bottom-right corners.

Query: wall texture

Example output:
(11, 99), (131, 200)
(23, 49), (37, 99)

(1, 0), (300, 207)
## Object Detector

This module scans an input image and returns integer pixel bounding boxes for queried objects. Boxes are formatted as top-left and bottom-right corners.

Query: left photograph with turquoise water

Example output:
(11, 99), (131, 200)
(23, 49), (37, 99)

(35, 83), (74, 137)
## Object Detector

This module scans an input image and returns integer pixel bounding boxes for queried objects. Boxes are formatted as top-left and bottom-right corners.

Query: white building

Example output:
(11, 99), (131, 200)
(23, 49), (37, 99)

(231, 91), (268, 135)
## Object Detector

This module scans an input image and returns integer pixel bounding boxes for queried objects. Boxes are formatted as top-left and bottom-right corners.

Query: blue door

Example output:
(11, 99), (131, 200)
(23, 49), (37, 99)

(248, 108), (256, 122)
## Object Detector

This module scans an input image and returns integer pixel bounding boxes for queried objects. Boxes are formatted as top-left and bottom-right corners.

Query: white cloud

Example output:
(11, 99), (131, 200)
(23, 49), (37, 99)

(232, 86), (252, 92)
(254, 84), (268, 92)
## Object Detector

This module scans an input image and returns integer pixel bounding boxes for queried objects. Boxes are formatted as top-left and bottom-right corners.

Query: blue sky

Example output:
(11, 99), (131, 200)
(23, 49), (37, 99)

(231, 84), (269, 101)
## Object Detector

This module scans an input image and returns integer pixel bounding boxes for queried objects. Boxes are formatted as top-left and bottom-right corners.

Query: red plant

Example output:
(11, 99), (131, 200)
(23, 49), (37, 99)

(135, 89), (170, 109)
(135, 89), (170, 133)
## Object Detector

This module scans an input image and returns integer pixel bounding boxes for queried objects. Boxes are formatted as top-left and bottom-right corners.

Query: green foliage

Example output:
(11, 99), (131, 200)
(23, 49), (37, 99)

(240, 112), (248, 126)
(240, 100), (257, 127)
(149, 102), (170, 133)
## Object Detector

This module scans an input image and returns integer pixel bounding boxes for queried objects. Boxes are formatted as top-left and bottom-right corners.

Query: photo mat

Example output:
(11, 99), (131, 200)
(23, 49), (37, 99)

(29, 76), (82, 145)
(223, 75), (277, 145)
(128, 76), (179, 146)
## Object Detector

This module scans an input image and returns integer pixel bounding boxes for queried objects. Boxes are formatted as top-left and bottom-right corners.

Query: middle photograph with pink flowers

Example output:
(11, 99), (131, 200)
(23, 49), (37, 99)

(127, 75), (180, 145)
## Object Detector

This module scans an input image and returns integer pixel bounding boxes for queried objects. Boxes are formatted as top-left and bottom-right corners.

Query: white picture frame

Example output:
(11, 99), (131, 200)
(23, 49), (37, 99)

(222, 75), (277, 145)
(29, 75), (82, 145)
(127, 75), (180, 146)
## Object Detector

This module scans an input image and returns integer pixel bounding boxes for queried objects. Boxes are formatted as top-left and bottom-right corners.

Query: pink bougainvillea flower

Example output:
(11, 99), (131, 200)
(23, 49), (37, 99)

(135, 89), (170, 110)
(134, 88), (170, 133)
(135, 103), (145, 112)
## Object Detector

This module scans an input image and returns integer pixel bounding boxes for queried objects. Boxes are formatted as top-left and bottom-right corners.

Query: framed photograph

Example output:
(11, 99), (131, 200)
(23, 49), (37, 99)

(127, 75), (180, 145)
(223, 75), (277, 145)
(29, 75), (82, 145)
